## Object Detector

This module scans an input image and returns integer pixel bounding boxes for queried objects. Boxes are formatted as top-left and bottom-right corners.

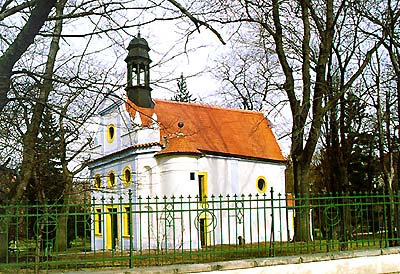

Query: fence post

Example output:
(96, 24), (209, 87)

(270, 187), (275, 257)
(129, 189), (133, 268)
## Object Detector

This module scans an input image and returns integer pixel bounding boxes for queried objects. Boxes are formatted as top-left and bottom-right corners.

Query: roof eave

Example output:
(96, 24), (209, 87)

(88, 142), (161, 166)
(198, 150), (287, 164)
(154, 151), (203, 158)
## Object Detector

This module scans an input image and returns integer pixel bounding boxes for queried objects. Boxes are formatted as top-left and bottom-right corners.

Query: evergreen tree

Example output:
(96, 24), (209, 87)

(171, 73), (197, 103)
(26, 110), (65, 203)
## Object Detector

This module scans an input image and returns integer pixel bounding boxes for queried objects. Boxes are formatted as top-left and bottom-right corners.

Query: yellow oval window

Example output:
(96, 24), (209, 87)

(122, 166), (132, 187)
(106, 124), (116, 143)
(256, 176), (267, 193)
(108, 171), (116, 189)
(94, 174), (102, 190)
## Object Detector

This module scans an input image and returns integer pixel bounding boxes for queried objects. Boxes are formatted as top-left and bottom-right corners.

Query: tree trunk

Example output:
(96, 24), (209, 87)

(4, 9), (63, 246)
(375, 63), (397, 247)
(396, 54), (400, 247)
(55, 213), (69, 251)
(55, 174), (73, 251)
(0, 225), (7, 258)
(12, 0), (65, 203)
(293, 160), (312, 242)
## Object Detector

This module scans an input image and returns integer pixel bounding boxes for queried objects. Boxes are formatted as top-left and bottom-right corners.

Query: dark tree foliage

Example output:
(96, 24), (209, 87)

(171, 73), (197, 103)
(314, 84), (381, 194)
(347, 134), (380, 192)
(25, 110), (65, 204)
(315, 135), (379, 193)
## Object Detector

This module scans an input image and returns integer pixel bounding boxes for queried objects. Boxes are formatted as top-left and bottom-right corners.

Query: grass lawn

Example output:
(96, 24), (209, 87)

(0, 236), (388, 273)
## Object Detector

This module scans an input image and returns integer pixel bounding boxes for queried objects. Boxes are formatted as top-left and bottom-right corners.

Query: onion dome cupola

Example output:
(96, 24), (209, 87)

(125, 33), (155, 108)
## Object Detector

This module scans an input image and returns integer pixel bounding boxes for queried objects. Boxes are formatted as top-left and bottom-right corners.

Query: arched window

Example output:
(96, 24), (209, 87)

(122, 166), (132, 187)
(256, 176), (267, 194)
(106, 124), (116, 143)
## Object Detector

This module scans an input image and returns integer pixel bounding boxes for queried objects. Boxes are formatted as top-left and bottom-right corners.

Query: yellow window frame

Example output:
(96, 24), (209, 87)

(107, 170), (116, 189)
(123, 206), (133, 237)
(122, 166), (132, 187)
(94, 174), (102, 191)
(106, 124), (116, 143)
(198, 172), (208, 207)
(256, 176), (268, 194)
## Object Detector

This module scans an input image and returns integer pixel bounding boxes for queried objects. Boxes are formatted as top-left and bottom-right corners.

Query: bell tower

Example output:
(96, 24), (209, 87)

(125, 33), (154, 108)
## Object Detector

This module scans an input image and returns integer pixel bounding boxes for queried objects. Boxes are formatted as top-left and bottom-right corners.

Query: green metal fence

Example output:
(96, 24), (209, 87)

(0, 189), (399, 273)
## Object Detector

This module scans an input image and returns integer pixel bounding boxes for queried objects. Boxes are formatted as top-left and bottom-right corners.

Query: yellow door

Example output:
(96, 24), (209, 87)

(198, 172), (208, 207)
(106, 208), (118, 249)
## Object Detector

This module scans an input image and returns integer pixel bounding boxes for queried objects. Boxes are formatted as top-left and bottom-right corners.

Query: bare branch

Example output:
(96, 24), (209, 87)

(0, 0), (37, 20)
(166, 0), (226, 45)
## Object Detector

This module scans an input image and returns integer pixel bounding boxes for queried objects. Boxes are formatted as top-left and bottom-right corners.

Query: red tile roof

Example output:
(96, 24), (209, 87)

(126, 99), (286, 162)
(155, 135), (202, 156)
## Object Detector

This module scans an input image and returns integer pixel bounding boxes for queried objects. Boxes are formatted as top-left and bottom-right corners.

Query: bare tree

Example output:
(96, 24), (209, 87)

(354, 0), (400, 246)
(185, 0), (385, 241)
(214, 26), (283, 111)
(0, 0), (226, 114)
(0, 0), (56, 112)
(14, 0), (67, 205)
(365, 51), (398, 246)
